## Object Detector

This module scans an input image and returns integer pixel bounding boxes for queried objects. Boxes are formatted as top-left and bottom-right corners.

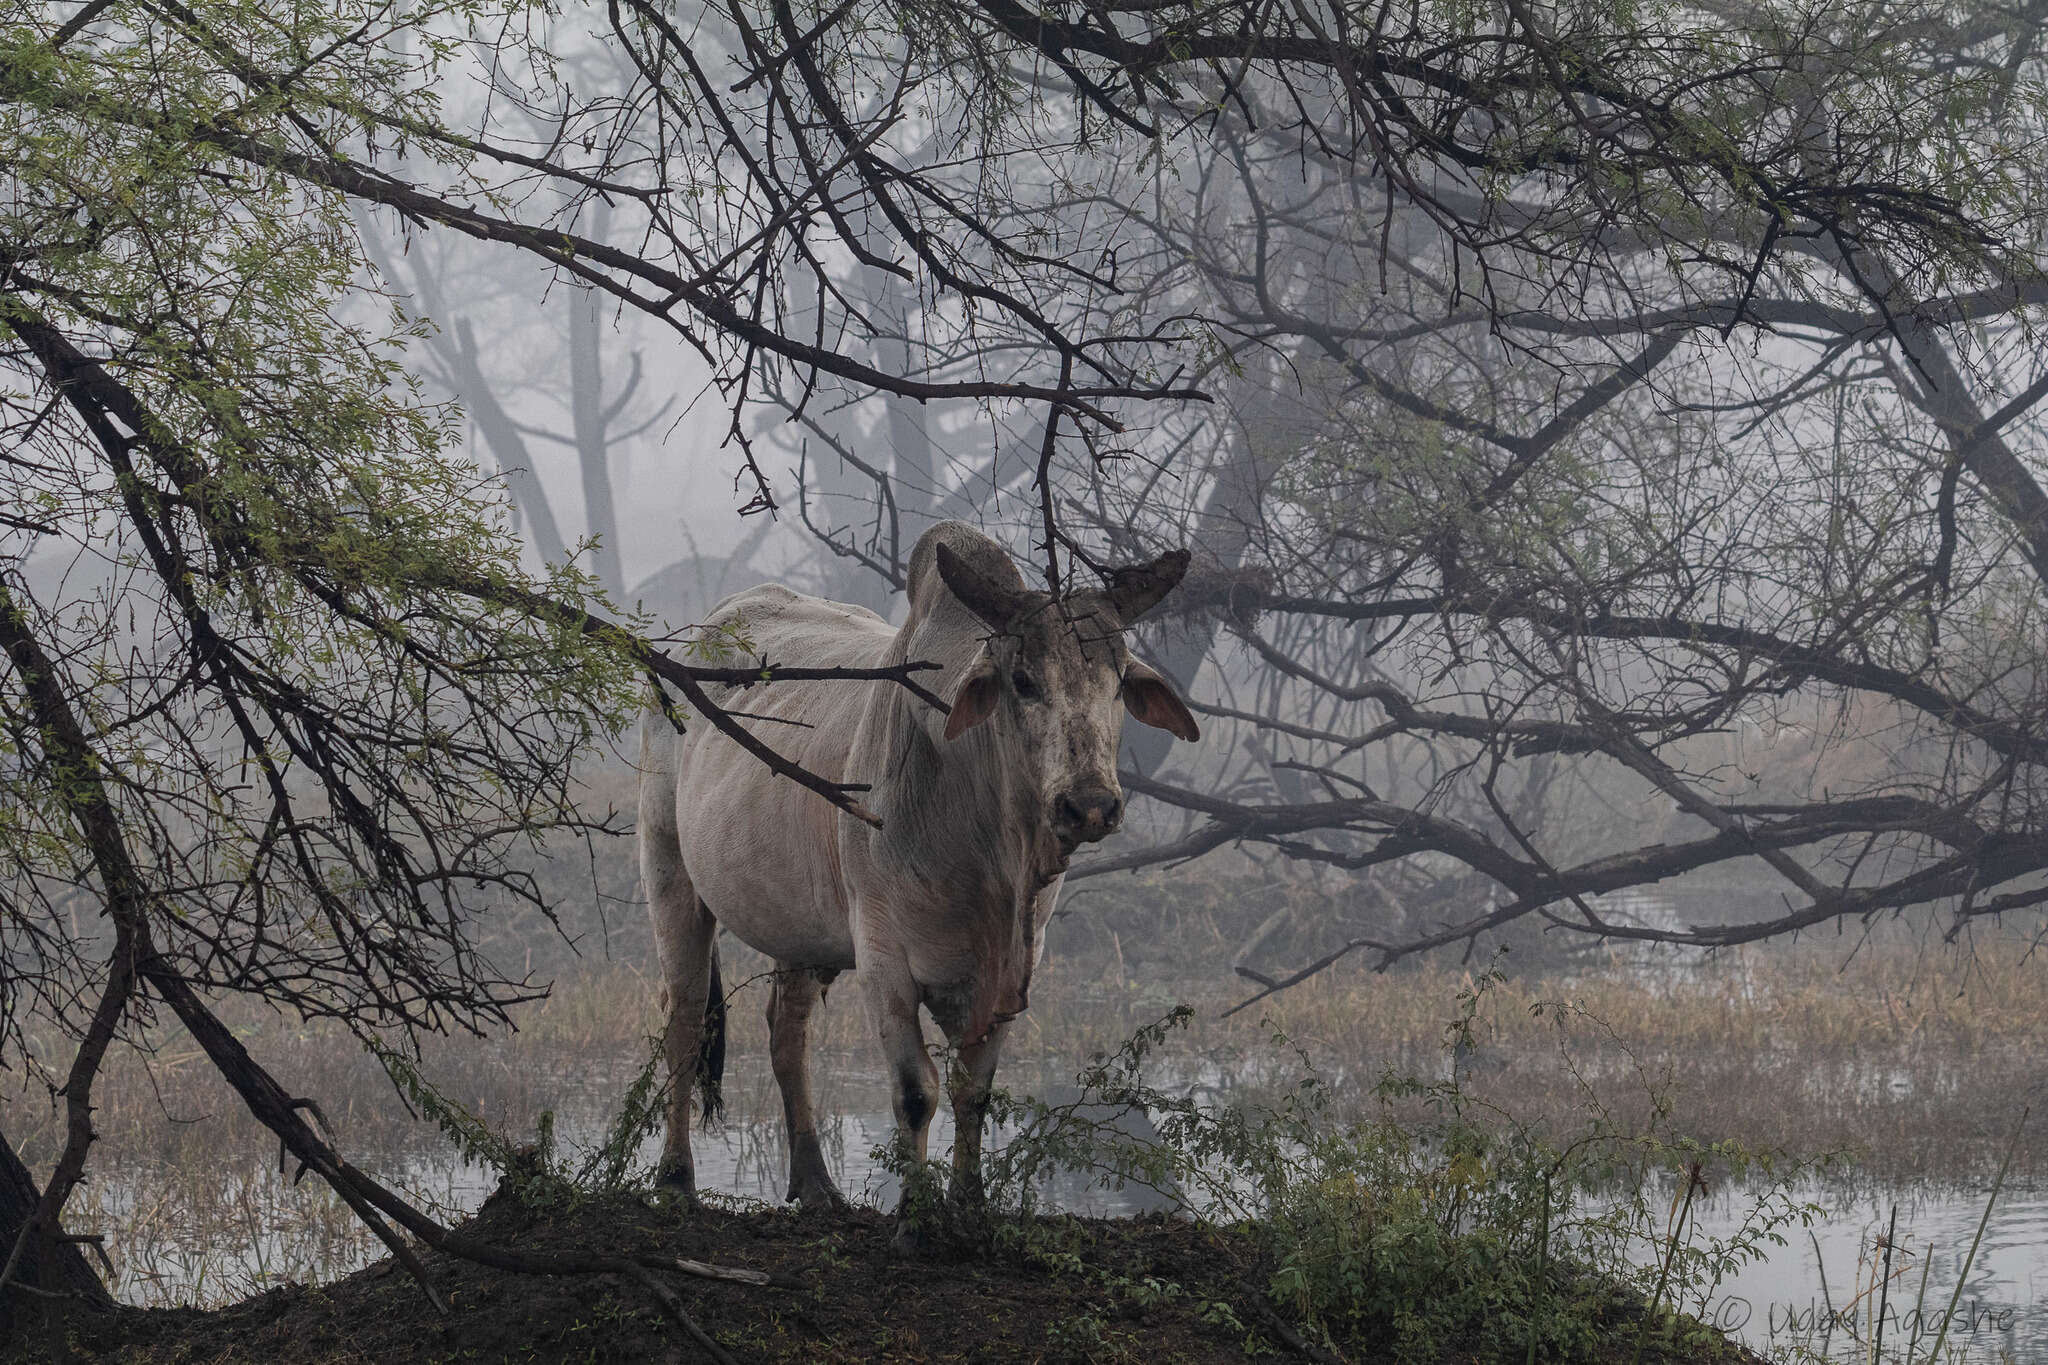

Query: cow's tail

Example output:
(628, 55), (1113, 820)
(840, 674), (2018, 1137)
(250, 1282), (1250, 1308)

(697, 944), (727, 1122)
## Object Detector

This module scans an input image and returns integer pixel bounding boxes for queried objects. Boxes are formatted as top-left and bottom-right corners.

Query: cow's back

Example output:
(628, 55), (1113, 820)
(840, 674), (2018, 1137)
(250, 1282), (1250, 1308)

(662, 584), (897, 966)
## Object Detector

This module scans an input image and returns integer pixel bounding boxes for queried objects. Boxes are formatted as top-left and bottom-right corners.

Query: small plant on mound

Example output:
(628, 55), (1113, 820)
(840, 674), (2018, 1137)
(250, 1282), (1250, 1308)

(374, 1038), (667, 1211)
(979, 963), (1825, 1363)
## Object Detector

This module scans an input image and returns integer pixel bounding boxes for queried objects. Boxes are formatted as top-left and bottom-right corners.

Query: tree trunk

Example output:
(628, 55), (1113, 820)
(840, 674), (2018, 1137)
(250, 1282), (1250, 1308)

(570, 201), (624, 596)
(0, 1122), (111, 1315)
(569, 288), (623, 595)
(1126, 345), (1314, 777)
(451, 316), (572, 570)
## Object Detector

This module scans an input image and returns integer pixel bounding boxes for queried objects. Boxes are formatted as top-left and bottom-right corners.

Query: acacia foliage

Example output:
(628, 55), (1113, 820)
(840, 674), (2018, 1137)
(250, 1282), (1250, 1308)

(0, 1), (654, 1057)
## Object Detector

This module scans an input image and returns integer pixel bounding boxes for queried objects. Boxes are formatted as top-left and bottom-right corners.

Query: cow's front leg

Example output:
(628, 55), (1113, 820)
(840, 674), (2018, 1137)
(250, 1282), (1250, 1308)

(941, 1017), (1010, 1211)
(858, 947), (940, 1249)
(767, 963), (846, 1208)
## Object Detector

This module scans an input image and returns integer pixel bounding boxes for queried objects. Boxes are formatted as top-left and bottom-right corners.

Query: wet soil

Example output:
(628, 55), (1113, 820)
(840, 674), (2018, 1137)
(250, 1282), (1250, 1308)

(10, 1190), (1762, 1365)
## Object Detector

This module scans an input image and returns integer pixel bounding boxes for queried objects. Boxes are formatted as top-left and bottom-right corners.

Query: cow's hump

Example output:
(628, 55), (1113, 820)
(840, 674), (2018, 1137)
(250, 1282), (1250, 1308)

(701, 583), (895, 669)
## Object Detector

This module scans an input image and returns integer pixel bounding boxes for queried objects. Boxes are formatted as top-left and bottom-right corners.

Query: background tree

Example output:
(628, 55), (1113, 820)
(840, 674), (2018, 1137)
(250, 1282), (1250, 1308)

(1023, 7), (2048, 993)
(746, 3), (2048, 988)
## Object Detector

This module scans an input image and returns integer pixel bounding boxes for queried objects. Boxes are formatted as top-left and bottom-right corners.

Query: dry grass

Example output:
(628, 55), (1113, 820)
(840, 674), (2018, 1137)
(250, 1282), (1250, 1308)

(521, 932), (2048, 1185)
(1251, 937), (2048, 1071)
(4, 932), (2044, 1306)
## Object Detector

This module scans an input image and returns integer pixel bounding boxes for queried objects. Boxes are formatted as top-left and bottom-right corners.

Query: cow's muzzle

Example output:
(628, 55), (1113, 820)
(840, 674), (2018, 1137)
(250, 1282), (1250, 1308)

(1052, 788), (1123, 848)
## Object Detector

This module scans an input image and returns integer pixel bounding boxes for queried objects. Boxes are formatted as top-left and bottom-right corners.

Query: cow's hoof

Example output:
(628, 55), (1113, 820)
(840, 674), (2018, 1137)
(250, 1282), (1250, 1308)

(946, 1174), (987, 1213)
(787, 1140), (849, 1211)
(787, 1177), (851, 1212)
(654, 1162), (699, 1206)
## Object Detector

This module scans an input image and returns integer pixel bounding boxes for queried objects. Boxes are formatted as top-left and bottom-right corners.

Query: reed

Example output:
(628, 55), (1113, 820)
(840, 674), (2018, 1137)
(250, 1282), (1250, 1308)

(1916, 1106), (2028, 1365)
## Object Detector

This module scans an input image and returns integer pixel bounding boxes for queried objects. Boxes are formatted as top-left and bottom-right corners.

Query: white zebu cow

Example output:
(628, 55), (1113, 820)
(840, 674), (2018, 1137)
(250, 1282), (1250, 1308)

(638, 521), (1197, 1224)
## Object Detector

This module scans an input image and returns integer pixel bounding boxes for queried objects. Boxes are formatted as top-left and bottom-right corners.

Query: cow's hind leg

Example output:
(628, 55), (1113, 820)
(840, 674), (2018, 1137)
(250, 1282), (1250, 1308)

(641, 712), (719, 1197)
(767, 964), (846, 1208)
(652, 895), (717, 1195)
(644, 823), (716, 1195)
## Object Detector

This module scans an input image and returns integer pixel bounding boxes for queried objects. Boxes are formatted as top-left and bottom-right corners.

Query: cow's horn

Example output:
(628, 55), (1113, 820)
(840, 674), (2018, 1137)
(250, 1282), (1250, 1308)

(936, 543), (1031, 630)
(1103, 549), (1191, 623)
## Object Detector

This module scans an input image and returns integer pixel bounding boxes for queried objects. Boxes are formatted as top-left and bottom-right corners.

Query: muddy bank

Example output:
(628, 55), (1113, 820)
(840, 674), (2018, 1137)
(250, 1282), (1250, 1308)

(12, 1189), (1760, 1365)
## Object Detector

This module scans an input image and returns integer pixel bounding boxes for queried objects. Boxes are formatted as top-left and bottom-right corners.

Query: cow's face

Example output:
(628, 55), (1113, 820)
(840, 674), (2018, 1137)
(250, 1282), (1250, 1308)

(937, 546), (1200, 854)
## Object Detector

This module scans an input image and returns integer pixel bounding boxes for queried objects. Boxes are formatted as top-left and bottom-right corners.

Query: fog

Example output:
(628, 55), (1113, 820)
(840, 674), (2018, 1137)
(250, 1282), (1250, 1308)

(8, 4), (2048, 1358)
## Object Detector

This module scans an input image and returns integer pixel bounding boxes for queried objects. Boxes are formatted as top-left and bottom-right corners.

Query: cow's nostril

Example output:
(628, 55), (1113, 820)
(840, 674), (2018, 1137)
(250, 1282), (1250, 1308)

(1102, 796), (1123, 829)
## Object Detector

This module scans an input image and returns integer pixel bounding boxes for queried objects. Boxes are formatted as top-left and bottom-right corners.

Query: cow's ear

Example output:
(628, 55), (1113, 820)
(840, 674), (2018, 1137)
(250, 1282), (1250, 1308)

(945, 655), (1002, 740)
(1122, 660), (1200, 741)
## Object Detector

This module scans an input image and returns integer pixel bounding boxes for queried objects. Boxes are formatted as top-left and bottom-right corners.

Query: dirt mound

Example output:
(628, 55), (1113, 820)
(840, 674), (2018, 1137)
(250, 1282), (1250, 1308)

(9, 1192), (1760, 1364)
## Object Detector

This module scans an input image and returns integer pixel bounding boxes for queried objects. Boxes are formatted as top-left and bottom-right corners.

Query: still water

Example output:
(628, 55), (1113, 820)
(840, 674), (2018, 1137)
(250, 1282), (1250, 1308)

(373, 1069), (2046, 1365)
(94, 1050), (2048, 1364)
(1687, 1186), (2045, 1364)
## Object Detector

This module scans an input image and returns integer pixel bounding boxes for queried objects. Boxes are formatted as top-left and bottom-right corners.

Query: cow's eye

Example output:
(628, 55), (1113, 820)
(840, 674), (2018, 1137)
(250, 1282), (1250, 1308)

(1011, 670), (1041, 700)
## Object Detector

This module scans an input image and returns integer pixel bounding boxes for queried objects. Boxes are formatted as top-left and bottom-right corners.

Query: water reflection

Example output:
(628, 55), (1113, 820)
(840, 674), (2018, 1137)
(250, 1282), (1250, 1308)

(82, 1049), (2047, 1364)
(1685, 1186), (2044, 1364)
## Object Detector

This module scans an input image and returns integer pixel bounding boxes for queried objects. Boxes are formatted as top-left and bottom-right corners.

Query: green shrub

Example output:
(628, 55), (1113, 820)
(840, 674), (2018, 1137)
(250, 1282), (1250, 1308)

(978, 963), (1824, 1363)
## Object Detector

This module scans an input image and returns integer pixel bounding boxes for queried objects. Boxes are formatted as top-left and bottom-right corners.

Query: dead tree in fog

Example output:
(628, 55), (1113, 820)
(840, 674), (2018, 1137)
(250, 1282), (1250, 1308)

(1032, 27), (2048, 987)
